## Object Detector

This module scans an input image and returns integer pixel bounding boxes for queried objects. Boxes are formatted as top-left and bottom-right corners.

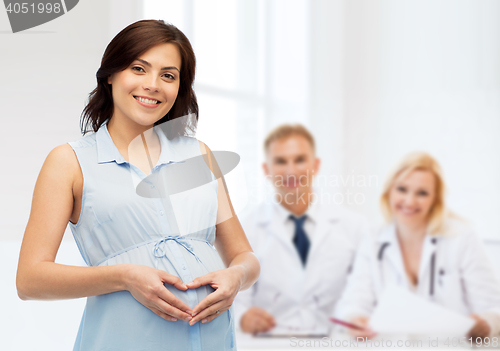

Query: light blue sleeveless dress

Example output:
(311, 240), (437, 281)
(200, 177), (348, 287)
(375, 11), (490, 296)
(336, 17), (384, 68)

(67, 121), (236, 351)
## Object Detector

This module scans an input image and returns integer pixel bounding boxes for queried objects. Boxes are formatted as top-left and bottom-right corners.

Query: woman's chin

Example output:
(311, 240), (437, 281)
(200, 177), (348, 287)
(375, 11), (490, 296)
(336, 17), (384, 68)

(394, 214), (426, 227)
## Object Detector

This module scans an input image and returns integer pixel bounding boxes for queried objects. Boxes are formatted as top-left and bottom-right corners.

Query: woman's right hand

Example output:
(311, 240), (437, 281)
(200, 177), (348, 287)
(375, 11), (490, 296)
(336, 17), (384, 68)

(348, 316), (377, 339)
(122, 264), (193, 322)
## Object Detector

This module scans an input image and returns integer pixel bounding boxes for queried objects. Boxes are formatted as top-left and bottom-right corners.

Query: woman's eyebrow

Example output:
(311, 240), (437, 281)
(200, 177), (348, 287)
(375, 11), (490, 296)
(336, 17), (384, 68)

(135, 58), (180, 72)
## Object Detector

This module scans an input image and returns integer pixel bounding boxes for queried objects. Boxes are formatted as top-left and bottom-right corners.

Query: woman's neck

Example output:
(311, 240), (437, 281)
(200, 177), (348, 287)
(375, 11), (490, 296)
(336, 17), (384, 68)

(106, 117), (159, 162)
(107, 117), (157, 148)
(395, 220), (428, 244)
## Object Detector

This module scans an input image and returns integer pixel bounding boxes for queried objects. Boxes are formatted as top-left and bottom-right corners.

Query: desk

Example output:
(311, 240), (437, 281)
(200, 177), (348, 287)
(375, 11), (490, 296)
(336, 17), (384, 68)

(236, 331), (477, 350)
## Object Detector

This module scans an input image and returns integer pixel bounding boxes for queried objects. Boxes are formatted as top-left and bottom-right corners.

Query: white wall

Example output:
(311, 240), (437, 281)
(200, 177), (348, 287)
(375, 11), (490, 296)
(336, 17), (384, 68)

(2, 0), (500, 349)
(341, 0), (500, 241)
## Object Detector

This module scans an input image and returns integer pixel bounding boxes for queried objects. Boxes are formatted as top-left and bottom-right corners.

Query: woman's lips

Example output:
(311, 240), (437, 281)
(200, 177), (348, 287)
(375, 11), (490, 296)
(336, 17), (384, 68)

(134, 96), (161, 108)
(397, 207), (419, 215)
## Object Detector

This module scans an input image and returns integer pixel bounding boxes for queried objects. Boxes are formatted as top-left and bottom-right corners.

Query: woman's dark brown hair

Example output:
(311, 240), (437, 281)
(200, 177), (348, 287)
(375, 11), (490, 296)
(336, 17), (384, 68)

(81, 19), (198, 139)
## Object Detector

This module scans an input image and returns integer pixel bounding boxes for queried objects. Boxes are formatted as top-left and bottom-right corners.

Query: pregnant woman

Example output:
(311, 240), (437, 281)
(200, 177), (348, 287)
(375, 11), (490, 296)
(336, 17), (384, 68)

(16, 20), (260, 351)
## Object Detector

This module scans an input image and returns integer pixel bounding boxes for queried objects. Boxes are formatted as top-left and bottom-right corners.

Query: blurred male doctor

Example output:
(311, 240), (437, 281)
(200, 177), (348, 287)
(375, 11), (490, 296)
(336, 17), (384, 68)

(234, 124), (370, 335)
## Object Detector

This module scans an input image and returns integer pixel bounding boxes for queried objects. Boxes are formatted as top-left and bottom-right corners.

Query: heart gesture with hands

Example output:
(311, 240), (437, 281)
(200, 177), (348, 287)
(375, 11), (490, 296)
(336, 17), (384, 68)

(185, 266), (244, 325)
(124, 264), (244, 325)
(124, 264), (194, 322)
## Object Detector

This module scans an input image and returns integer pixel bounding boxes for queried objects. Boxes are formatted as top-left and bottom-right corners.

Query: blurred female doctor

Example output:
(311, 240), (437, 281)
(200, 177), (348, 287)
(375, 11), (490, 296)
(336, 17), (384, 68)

(333, 152), (500, 340)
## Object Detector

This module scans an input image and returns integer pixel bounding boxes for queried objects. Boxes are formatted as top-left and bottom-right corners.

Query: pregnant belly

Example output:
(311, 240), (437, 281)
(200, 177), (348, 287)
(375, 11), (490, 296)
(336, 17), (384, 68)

(77, 288), (235, 350)
(100, 239), (225, 306)
(78, 241), (235, 350)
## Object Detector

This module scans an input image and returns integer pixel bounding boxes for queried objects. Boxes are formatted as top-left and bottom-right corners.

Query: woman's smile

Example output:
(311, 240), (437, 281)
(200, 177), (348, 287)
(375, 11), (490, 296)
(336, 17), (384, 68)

(134, 95), (162, 108)
(395, 205), (420, 216)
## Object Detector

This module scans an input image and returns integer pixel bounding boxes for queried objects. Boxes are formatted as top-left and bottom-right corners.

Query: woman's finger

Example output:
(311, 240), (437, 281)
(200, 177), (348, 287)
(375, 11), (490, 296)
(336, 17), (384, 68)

(199, 306), (229, 324)
(189, 299), (226, 325)
(159, 270), (188, 290)
(190, 290), (224, 317)
(150, 306), (180, 322)
(155, 286), (193, 319)
(185, 273), (214, 290)
(154, 297), (193, 321)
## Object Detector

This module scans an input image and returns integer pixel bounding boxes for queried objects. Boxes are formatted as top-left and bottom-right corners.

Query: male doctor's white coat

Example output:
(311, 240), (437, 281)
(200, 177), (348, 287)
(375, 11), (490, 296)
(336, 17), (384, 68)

(333, 217), (500, 337)
(234, 197), (370, 333)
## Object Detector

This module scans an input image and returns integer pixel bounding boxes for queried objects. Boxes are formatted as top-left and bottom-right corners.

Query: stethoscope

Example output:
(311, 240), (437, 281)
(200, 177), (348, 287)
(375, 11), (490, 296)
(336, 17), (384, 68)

(377, 237), (442, 296)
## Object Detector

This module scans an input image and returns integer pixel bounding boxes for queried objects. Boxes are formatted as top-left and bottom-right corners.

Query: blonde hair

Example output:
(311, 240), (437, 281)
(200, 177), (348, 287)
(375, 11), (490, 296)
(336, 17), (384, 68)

(380, 151), (450, 235)
(263, 124), (315, 154)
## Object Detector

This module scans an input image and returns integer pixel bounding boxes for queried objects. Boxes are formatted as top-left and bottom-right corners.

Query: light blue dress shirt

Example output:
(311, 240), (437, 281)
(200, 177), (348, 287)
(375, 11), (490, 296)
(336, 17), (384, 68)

(67, 121), (236, 350)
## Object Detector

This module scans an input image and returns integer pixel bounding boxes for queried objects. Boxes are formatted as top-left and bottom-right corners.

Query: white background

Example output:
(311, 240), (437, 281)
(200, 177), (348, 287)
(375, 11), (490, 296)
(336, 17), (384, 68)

(1, 0), (499, 350)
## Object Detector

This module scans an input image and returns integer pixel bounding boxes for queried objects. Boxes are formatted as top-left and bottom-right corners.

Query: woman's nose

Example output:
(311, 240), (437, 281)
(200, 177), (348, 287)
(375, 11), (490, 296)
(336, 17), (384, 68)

(403, 193), (417, 206)
(142, 77), (160, 93)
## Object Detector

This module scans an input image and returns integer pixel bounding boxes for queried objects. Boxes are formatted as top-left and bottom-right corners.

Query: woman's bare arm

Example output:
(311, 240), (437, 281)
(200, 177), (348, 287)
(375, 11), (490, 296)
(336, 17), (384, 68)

(16, 144), (192, 322)
(16, 144), (130, 300)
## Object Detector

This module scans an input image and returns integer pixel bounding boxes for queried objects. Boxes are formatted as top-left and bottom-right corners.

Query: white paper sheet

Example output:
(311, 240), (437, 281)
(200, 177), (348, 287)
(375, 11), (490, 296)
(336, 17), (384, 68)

(370, 284), (475, 336)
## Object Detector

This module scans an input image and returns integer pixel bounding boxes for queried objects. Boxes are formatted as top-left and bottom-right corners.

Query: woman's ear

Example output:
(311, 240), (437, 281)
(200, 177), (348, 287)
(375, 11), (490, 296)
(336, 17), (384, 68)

(107, 75), (112, 85)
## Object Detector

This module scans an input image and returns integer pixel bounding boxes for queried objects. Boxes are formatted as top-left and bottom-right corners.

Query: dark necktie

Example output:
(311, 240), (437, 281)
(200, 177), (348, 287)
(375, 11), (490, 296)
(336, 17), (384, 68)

(289, 214), (310, 266)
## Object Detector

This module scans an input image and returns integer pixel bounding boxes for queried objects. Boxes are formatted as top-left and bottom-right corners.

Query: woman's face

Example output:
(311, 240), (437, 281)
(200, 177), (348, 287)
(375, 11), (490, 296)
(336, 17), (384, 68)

(389, 169), (436, 229)
(107, 42), (182, 127)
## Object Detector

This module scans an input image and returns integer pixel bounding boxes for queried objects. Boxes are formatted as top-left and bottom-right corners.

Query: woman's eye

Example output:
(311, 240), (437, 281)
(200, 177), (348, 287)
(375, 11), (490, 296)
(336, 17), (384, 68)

(132, 66), (144, 72)
(163, 73), (175, 80)
(397, 186), (406, 193)
(418, 190), (429, 196)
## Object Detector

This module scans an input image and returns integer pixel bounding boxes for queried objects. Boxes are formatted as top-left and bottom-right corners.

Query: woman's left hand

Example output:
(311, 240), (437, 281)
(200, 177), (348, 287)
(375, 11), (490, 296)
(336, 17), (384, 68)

(468, 314), (491, 340)
(186, 266), (244, 325)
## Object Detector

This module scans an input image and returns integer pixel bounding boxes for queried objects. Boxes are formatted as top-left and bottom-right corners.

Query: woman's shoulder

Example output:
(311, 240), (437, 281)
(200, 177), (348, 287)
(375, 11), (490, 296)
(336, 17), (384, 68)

(38, 143), (82, 195)
(67, 131), (97, 150)
(48, 143), (82, 169)
(437, 215), (485, 252)
(63, 132), (98, 174)
(441, 215), (474, 238)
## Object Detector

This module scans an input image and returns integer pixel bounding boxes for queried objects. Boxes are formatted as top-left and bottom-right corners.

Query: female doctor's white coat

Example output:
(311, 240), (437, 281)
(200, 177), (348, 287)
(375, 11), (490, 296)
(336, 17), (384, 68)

(333, 217), (500, 337)
(234, 199), (370, 333)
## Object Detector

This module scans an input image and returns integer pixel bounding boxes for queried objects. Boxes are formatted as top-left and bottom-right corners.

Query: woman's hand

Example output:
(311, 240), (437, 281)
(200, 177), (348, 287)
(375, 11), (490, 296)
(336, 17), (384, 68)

(348, 316), (377, 339)
(240, 307), (276, 334)
(186, 266), (244, 325)
(123, 264), (193, 322)
(468, 314), (491, 340)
